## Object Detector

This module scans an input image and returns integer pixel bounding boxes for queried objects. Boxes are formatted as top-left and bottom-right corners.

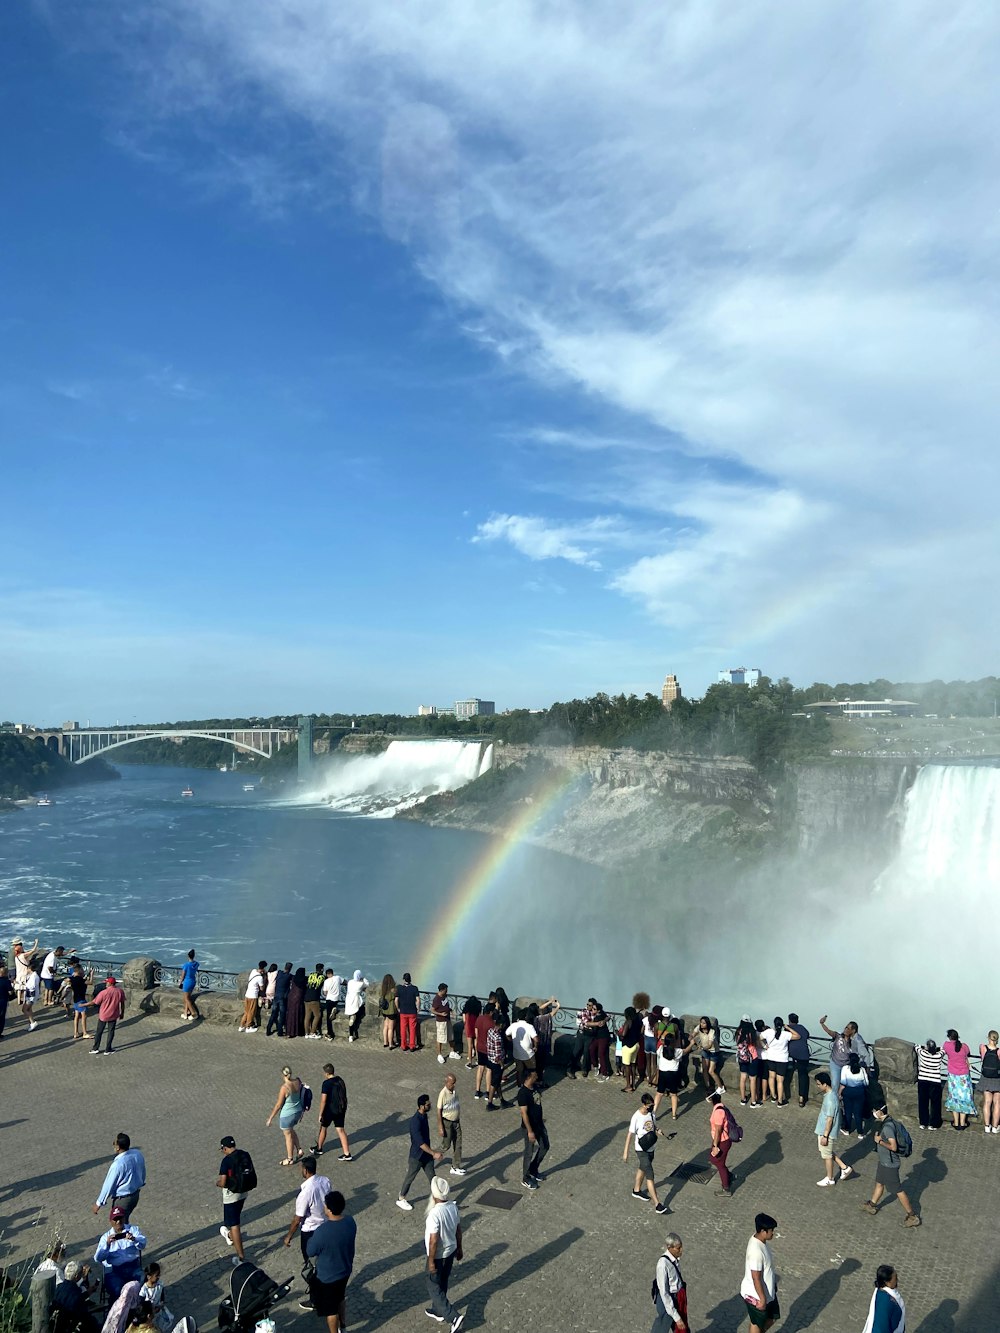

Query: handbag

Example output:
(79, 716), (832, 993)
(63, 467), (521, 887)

(638, 1128), (658, 1152)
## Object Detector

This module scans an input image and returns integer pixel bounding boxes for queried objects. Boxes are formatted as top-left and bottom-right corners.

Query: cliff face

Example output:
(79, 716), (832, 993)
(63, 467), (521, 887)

(788, 760), (918, 856)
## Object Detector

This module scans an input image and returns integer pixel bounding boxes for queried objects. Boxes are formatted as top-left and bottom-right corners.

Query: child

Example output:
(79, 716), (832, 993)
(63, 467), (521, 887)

(140, 1262), (173, 1333)
(21, 966), (41, 1032)
(69, 965), (93, 1040)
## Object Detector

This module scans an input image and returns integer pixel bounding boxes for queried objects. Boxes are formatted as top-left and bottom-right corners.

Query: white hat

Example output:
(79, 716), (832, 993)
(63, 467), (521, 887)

(430, 1177), (451, 1201)
(741, 1013), (751, 1022)
(662, 1007), (671, 1019)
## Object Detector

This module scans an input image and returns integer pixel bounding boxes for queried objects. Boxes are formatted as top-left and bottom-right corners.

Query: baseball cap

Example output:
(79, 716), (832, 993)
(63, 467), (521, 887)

(109, 1205), (126, 1221)
(662, 1007), (671, 1019)
(741, 1013), (751, 1022)
(220, 1135), (236, 1149)
(106, 976), (117, 985)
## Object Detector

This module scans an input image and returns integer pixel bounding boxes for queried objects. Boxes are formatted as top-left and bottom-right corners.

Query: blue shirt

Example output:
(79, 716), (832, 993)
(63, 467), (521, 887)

(306, 1216), (357, 1283)
(274, 970), (292, 1000)
(181, 960), (199, 990)
(786, 1025), (810, 1061)
(408, 1111), (432, 1163)
(96, 1149), (147, 1206)
(814, 1089), (842, 1138)
(94, 1224), (147, 1270)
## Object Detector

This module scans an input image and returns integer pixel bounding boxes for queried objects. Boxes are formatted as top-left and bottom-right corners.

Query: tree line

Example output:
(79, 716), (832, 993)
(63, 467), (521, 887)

(0, 735), (118, 800)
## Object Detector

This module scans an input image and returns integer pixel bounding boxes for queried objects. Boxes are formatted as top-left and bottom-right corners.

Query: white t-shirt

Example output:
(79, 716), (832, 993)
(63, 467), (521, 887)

(628, 1107), (656, 1152)
(24, 973), (40, 1002)
(424, 1201), (460, 1259)
(41, 951), (58, 980)
(245, 970), (263, 1000)
(345, 978), (368, 1015)
(506, 1021), (537, 1062)
(295, 1174), (332, 1232)
(437, 1085), (460, 1121)
(321, 976), (340, 1003)
(740, 1236), (776, 1302)
(761, 1029), (791, 1063)
(656, 1048), (680, 1072)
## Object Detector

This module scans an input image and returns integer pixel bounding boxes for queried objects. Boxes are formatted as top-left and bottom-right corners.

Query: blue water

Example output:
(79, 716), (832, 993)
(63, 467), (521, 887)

(0, 765), (610, 998)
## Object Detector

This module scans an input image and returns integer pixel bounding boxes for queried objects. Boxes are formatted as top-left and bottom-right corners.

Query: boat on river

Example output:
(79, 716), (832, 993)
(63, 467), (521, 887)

(181, 787), (194, 798)
(242, 783), (255, 792)
(36, 794), (52, 807)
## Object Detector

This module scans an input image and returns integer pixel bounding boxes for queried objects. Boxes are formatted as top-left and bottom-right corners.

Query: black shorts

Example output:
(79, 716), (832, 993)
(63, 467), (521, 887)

(768, 1060), (788, 1076)
(477, 1051), (491, 1068)
(747, 1298), (780, 1330)
(657, 1069), (680, 1094)
(312, 1276), (347, 1317)
(876, 1162), (901, 1190)
(223, 1199), (245, 1227)
(321, 1111), (346, 1129)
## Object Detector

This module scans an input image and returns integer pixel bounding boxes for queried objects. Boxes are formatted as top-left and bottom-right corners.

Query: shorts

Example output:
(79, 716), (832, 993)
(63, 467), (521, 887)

(635, 1149), (655, 1176)
(435, 1021), (450, 1044)
(644, 1036), (657, 1055)
(621, 1043), (639, 1066)
(703, 1050), (720, 1064)
(657, 1069), (681, 1095)
(515, 1057), (537, 1079)
(768, 1060), (788, 1076)
(817, 1137), (834, 1160)
(738, 1059), (759, 1075)
(311, 1276), (347, 1317)
(746, 1298), (780, 1329)
(223, 1199), (245, 1227)
(320, 1111), (346, 1129)
(477, 1051), (491, 1068)
(876, 1162), (901, 1190)
(487, 1060), (502, 1088)
(73, 1002), (89, 1013)
(279, 1111), (303, 1131)
(44, 978), (57, 992)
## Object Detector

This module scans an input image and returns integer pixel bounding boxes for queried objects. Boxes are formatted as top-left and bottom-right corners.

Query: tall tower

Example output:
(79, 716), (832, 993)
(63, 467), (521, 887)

(661, 674), (682, 710)
(297, 715), (314, 779)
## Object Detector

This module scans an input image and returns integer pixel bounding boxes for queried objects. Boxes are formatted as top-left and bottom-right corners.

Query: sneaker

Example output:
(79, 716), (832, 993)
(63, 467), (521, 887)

(739, 1097), (749, 1106)
(396, 1198), (413, 1211)
(654, 1203), (669, 1214)
(450, 1167), (466, 1175)
(749, 1102), (761, 1108)
(903, 1213), (922, 1227)
(449, 1051), (461, 1060)
(424, 1312), (444, 1324)
(596, 1075), (610, 1082)
(437, 1054), (446, 1064)
(839, 1167), (856, 1180)
(861, 1201), (878, 1216)
(714, 1186), (732, 1196)
(465, 1061), (475, 1069)
(90, 1049), (101, 1056)
(298, 1300), (314, 1311)
(631, 1189), (649, 1201)
(450, 1316), (465, 1332)
(338, 1154), (353, 1162)
(348, 1035), (355, 1043)
(857, 1132), (865, 1140)
(231, 1257), (240, 1268)
(816, 1177), (835, 1187)
(919, 1125), (928, 1130)
(474, 1092), (483, 1100)
(532, 1171), (545, 1183)
(246, 1027), (258, 1033)
(238, 1026), (245, 1033)
(103, 1050), (114, 1055)
(29, 1022), (39, 1031)
(521, 1179), (538, 1190)
(220, 1226), (232, 1245)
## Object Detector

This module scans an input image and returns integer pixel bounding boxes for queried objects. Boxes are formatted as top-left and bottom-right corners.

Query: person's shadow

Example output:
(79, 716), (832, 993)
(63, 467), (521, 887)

(736, 1129), (783, 1183)
(782, 1257), (862, 1331)
(916, 1298), (959, 1333)
(905, 1146), (947, 1211)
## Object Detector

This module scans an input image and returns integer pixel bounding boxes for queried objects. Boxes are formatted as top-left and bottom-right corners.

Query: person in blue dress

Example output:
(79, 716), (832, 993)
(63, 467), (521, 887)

(180, 950), (200, 1022)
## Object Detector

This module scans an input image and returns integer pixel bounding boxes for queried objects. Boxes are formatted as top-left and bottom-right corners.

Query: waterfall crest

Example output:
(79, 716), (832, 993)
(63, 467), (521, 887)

(879, 763), (1000, 895)
(305, 738), (493, 815)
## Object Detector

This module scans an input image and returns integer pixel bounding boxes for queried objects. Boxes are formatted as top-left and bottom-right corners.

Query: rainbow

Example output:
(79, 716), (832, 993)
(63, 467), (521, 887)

(413, 762), (580, 983)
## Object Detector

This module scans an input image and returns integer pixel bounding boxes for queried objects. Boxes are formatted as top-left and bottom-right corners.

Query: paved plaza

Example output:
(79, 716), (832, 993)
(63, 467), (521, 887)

(1, 1004), (996, 1331)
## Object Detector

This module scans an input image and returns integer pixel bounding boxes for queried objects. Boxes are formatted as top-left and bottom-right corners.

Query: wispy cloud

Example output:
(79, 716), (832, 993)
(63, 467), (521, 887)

(473, 513), (639, 570)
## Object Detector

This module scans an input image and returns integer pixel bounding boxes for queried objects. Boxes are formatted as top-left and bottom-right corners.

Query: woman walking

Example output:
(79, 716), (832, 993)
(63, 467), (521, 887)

(622, 1091), (669, 1214)
(266, 1065), (305, 1164)
(378, 974), (398, 1049)
(285, 967), (306, 1039)
(979, 1030), (1000, 1133)
(695, 1015), (724, 1092)
(915, 1038), (943, 1130)
(345, 970), (370, 1042)
(180, 950), (200, 1022)
(840, 1052), (869, 1138)
(735, 1016), (762, 1107)
(944, 1029), (975, 1129)
(860, 1264), (905, 1333)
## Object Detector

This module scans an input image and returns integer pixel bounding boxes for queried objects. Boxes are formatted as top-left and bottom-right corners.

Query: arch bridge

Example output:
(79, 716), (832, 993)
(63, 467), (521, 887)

(26, 726), (296, 764)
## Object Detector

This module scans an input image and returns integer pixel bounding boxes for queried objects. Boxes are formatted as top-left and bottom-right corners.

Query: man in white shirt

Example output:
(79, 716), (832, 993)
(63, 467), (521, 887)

(739, 1213), (779, 1331)
(241, 961), (266, 1033)
(283, 1156), (332, 1310)
(41, 945), (77, 1007)
(423, 1177), (464, 1332)
(505, 1016), (538, 1085)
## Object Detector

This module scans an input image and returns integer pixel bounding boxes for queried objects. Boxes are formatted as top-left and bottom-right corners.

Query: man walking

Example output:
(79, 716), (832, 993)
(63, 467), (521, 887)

(93, 1134), (147, 1220)
(314, 1064), (352, 1161)
(707, 1089), (736, 1197)
(268, 962), (292, 1037)
(305, 1190), (356, 1333)
(813, 1073), (855, 1187)
(424, 1176), (465, 1331)
(396, 1095), (444, 1210)
(437, 1072), (465, 1176)
(651, 1232), (688, 1333)
(284, 1156), (331, 1309)
(432, 984), (460, 1063)
(305, 963), (325, 1039)
(739, 1214), (780, 1332)
(90, 977), (126, 1055)
(240, 961), (266, 1033)
(93, 1207), (147, 1300)
(862, 1104), (921, 1226)
(517, 1068), (549, 1189)
(396, 972), (420, 1052)
(217, 1135), (254, 1263)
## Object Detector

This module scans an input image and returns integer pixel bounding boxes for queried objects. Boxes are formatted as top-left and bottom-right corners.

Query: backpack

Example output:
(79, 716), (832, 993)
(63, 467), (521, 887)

(329, 1076), (348, 1114)
(301, 1083), (313, 1112)
(884, 1118), (912, 1158)
(723, 1106), (744, 1144)
(983, 1047), (1000, 1079)
(228, 1149), (257, 1193)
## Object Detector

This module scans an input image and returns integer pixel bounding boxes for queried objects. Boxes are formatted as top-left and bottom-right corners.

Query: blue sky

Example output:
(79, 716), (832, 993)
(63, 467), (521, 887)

(2, 2), (999, 723)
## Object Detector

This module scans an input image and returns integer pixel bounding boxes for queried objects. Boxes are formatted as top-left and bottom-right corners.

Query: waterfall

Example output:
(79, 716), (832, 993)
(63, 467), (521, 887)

(304, 738), (493, 815)
(878, 763), (1000, 896)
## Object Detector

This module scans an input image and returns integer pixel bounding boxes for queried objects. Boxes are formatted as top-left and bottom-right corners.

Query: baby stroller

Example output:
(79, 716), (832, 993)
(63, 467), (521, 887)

(218, 1263), (292, 1333)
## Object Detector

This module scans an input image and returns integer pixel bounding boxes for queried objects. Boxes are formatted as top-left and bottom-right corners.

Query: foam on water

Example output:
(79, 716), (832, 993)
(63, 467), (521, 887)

(298, 739), (493, 814)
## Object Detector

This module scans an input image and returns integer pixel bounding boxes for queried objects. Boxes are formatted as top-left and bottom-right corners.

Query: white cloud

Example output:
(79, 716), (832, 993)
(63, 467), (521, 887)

(473, 513), (631, 570)
(82, 1), (1000, 677)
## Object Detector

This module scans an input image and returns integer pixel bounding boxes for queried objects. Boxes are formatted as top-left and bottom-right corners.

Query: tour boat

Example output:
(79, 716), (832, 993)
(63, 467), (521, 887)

(242, 783), (255, 792)
(181, 787), (194, 797)
(36, 794), (52, 807)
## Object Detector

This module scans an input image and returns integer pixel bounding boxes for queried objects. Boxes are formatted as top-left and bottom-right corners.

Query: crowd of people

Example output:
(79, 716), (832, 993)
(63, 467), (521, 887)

(7, 935), (1000, 1332)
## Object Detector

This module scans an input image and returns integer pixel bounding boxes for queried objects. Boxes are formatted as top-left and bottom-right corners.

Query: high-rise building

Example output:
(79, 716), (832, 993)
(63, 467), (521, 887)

(417, 705), (438, 716)
(718, 667), (761, 687)
(455, 698), (496, 719)
(661, 674), (682, 710)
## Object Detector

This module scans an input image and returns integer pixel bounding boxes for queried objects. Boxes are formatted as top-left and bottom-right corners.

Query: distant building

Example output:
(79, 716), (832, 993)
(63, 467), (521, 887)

(417, 705), (438, 716)
(718, 667), (761, 687)
(62, 720), (80, 731)
(803, 699), (919, 720)
(661, 674), (682, 710)
(455, 698), (496, 719)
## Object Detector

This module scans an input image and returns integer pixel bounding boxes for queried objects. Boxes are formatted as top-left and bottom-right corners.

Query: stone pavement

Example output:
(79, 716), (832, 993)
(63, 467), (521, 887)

(1, 1004), (996, 1332)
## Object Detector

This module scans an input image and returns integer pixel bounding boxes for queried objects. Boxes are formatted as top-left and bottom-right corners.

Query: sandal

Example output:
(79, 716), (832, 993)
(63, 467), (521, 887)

(280, 1158), (294, 1166)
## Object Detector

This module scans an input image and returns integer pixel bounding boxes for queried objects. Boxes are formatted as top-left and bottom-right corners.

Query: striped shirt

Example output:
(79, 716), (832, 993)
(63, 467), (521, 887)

(916, 1044), (943, 1082)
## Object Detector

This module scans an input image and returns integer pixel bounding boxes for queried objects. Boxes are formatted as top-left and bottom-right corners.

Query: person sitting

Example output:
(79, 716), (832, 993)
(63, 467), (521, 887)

(52, 1262), (101, 1333)
(94, 1209), (147, 1301)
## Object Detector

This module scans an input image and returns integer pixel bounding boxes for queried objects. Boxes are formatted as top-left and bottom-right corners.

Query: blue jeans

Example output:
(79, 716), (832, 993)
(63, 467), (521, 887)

(426, 1254), (457, 1323)
(841, 1084), (866, 1134)
(267, 996), (287, 1036)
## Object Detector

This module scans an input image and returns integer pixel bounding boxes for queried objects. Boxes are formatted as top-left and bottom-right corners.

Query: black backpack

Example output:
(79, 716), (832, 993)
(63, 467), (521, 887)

(983, 1047), (1000, 1080)
(329, 1076), (348, 1114)
(228, 1149), (257, 1193)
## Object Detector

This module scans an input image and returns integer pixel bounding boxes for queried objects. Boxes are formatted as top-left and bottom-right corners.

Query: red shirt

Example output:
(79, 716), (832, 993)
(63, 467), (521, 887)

(475, 1013), (493, 1053)
(96, 986), (126, 1022)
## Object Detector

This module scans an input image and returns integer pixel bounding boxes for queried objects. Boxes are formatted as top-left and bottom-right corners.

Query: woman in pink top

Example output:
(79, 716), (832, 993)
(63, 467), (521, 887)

(943, 1028), (975, 1129)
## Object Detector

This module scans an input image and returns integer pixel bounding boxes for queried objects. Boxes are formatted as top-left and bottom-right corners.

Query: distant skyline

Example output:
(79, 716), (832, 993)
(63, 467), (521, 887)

(3, 3), (1000, 720)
